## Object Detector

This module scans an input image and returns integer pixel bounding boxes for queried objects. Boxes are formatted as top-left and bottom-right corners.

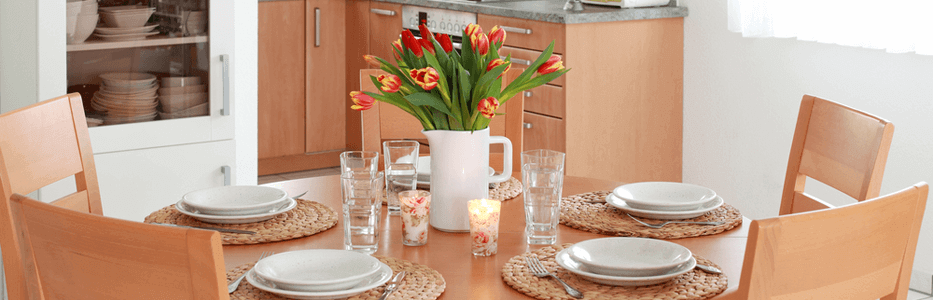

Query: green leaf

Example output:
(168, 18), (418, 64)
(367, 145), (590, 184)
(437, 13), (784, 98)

(406, 92), (453, 117)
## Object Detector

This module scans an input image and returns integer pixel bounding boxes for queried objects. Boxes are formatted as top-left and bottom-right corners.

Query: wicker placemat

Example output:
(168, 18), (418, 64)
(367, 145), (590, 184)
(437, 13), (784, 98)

(143, 199), (338, 245)
(502, 243), (727, 300)
(383, 177), (523, 204)
(228, 255), (445, 300)
(560, 191), (743, 239)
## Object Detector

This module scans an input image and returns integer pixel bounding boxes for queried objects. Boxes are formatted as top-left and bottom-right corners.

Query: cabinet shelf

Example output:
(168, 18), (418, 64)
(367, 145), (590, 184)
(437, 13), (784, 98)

(67, 34), (209, 52)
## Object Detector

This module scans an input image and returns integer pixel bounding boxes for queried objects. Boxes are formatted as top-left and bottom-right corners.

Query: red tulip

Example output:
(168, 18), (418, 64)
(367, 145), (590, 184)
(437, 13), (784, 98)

(363, 55), (381, 67)
(435, 33), (453, 53)
(485, 59), (510, 78)
(392, 39), (403, 60)
(537, 55), (564, 75)
(465, 23), (482, 38)
(377, 74), (401, 93)
(350, 91), (375, 111)
(409, 67), (439, 91)
(478, 97), (499, 119)
(401, 30), (423, 57)
(419, 38), (435, 55)
(471, 33), (489, 55)
(488, 25), (506, 46)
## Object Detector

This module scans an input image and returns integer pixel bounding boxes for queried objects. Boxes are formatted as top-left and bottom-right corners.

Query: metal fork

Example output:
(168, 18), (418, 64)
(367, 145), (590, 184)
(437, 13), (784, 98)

(228, 251), (273, 293)
(627, 213), (724, 229)
(525, 256), (584, 299)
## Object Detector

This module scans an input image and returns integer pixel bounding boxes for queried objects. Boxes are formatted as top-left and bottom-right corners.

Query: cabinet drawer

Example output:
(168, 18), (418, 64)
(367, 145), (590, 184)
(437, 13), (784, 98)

(478, 14), (565, 54)
(522, 84), (565, 118)
(523, 112), (565, 152)
(499, 46), (565, 87)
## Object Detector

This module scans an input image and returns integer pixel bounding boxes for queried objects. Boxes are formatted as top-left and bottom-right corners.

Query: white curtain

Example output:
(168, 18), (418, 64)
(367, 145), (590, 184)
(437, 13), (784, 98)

(727, 0), (933, 55)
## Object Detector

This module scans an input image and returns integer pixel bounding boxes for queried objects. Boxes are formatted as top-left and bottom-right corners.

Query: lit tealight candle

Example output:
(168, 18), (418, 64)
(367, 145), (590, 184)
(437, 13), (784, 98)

(468, 199), (501, 256)
(399, 190), (431, 246)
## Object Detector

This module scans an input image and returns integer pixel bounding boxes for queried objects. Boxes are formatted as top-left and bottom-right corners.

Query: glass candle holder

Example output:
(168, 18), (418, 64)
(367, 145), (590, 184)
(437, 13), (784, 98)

(468, 199), (501, 256)
(399, 190), (431, 246)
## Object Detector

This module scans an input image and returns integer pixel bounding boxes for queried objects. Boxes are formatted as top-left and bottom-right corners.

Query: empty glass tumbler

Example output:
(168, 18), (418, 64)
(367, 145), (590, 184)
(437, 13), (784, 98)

(521, 149), (566, 245)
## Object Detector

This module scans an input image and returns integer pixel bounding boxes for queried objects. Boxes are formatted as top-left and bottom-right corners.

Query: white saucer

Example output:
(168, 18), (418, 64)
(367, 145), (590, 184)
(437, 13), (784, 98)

(415, 156), (495, 186)
(555, 248), (696, 286)
(173, 197), (297, 224)
(246, 262), (393, 300)
(605, 194), (723, 220)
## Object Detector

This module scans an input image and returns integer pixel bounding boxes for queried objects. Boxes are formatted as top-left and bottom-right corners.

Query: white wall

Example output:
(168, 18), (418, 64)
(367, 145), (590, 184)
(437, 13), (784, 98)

(682, 0), (933, 292)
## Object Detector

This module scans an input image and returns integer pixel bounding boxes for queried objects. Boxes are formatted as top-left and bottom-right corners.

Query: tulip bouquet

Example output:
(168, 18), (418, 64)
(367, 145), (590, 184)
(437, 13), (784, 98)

(351, 23), (569, 131)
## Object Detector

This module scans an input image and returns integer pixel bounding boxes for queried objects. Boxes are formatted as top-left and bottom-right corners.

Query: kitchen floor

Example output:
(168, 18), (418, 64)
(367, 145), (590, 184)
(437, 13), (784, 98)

(258, 169), (933, 300)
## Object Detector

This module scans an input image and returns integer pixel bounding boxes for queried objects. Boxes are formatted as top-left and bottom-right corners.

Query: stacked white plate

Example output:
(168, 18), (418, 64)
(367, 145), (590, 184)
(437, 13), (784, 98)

(95, 5), (158, 41)
(246, 249), (392, 299)
(174, 185), (297, 224)
(606, 182), (724, 220)
(159, 76), (208, 119)
(415, 156), (494, 188)
(93, 72), (160, 125)
(556, 237), (696, 286)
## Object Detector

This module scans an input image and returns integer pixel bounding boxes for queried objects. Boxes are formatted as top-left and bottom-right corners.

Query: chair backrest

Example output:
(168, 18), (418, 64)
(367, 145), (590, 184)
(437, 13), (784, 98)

(734, 182), (927, 300)
(0, 93), (105, 300)
(8, 193), (229, 300)
(358, 69), (524, 173)
(780, 94), (894, 215)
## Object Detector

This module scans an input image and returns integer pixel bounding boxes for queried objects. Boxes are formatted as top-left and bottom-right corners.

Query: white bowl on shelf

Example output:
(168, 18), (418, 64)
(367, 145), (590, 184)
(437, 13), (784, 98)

(161, 76), (202, 87)
(181, 185), (290, 216)
(100, 7), (155, 28)
(159, 102), (208, 119)
(68, 14), (98, 44)
(612, 182), (717, 211)
(159, 93), (208, 113)
(567, 237), (692, 277)
(158, 84), (206, 95)
(99, 72), (157, 89)
(253, 250), (384, 292)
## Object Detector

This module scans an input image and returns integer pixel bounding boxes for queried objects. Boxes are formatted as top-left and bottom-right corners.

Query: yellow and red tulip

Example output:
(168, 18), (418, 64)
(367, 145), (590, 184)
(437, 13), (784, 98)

(465, 23), (482, 37)
(363, 55), (381, 67)
(485, 59), (510, 78)
(478, 97), (499, 119)
(436, 33), (453, 53)
(409, 67), (440, 91)
(401, 30), (423, 57)
(537, 55), (564, 75)
(350, 91), (376, 111)
(488, 25), (506, 46)
(392, 39), (403, 60)
(471, 33), (490, 55)
(377, 74), (402, 93)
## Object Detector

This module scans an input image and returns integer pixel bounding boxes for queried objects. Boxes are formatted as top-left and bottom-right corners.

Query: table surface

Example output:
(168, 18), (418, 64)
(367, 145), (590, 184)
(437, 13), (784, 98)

(223, 174), (749, 299)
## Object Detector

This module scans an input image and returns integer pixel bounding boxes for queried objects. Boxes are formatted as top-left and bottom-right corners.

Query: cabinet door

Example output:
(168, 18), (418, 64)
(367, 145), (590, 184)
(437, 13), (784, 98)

(94, 140), (234, 221)
(523, 112), (565, 152)
(368, 2), (402, 63)
(306, 0), (347, 153)
(258, 0), (307, 159)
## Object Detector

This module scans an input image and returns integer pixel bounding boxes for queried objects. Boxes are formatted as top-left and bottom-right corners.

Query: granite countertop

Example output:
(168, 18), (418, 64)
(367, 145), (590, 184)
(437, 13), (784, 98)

(374, 0), (687, 24)
(258, 0), (687, 24)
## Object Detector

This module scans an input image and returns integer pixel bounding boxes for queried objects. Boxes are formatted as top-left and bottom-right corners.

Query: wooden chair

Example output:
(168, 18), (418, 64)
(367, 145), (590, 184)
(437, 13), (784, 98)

(0, 93), (104, 300)
(7, 193), (229, 300)
(780, 95), (894, 215)
(358, 69), (524, 173)
(720, 182), (927, 300)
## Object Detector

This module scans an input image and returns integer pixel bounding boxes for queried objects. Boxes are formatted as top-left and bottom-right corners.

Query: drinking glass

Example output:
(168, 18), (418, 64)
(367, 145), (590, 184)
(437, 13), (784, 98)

(383, 140), (420, 215)
(341, 151), (383, 255)
(398, 190), (431, 246)
(521, 149), (566, 245)
(340, 151), (379, 179)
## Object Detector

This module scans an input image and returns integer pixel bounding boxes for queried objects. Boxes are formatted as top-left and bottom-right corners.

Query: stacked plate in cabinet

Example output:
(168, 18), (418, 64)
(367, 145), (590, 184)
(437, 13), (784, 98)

(92, 72), (159, 125)
(173, 185), (297, 224)
(158, 76), (208, 119)
(605, 181), (724, 220)
(556, 237), (696, 286)
(95, 6), (158, 41)
(246, 249), (393, 299)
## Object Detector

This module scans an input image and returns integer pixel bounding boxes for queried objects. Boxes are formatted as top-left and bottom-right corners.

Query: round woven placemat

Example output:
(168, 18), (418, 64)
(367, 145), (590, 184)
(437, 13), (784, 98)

(383, 177), (523, 204)
(502, 243), (728, 300)
(560, 191), (743, 239)
(143, 199), (338, 245)
(228, 255), (446, 300)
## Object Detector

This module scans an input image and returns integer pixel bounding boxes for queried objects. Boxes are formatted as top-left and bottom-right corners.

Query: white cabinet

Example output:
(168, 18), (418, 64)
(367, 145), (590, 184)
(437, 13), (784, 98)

(0, 0), (257, 221)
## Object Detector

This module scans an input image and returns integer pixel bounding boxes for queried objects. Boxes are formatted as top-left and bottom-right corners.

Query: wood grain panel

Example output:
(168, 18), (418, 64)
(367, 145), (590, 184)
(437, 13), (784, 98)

(345, 0), (372, 150)
(521, 83), (564, 118)
(306, 0), (347, 153)
(258, 1), (306, 159)
(477, 14), (566, 54)
(368, 2), (403, 63)
(523, 112), (565, 153)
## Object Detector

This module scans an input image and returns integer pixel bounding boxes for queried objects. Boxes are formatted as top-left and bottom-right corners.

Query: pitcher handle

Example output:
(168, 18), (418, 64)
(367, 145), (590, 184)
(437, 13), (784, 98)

(489, 136), (512, 183)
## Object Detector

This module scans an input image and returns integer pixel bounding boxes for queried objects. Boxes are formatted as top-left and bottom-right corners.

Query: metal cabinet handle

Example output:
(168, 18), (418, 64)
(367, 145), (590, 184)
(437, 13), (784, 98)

(222, 165), (231, 186)
(220, 54), (230, 116)
(503, 56), (532, 66)
(524, 91), (533, 98)
(500, 25), (532, 35)
(314, 8), (321, 47)
(523, 123), (533, 129)
(370, 8), (396, 16)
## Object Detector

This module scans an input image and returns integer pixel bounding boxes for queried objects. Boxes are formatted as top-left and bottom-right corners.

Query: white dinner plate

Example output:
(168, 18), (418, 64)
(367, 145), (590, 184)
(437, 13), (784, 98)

(94, 31), (158, 41)
(173, 197), (297, 224)
(612, 182), (717, 211)
(556, 248), (696, 286)
(606, 193), (724, 220)
(246, 262), (392, 299)
(182, 185), (290, 216)
(567, 237), (692, 277)
(94, 24), (158, 35)
(254, 249), (383, 292)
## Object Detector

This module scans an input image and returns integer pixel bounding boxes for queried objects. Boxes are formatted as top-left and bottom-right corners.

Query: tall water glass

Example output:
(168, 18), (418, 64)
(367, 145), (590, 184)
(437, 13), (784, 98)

(383, 141), (420, 215)
(340, 151), (379, 179)
(521, 149), (566, 245)
(341, 171), (384, 254)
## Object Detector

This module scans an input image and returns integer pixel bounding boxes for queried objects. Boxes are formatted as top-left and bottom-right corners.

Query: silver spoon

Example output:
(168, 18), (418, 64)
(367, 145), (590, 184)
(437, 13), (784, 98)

(627, 213), (725, 229)
(695, 264), (722, 274)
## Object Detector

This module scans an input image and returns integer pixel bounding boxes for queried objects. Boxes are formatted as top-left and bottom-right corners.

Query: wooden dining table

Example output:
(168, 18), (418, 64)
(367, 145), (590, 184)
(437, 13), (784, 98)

(223, 174), (750, 299)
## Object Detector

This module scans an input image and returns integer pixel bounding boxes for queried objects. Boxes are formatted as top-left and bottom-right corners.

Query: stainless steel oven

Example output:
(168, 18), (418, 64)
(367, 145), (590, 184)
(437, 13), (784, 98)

(401, 5), (476, 48)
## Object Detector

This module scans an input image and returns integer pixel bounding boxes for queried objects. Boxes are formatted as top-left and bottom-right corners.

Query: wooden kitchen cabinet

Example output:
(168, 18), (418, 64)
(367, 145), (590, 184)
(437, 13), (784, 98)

(258, 0), (347, 175)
